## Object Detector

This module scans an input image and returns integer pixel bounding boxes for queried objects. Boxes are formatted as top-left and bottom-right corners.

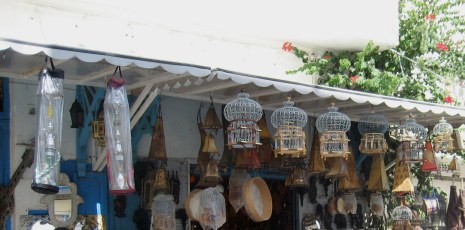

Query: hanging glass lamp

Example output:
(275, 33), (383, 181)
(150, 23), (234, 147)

(358, 111), (388, 155)
(224, 91), (263, 148)
(31, 66), (64, 194)
(271, 97), (308, 158)
(396, 117), (427, 163)
(316, 103), (351, 159)
(432, 117), (454, 152)
(392, 198), (413, 230)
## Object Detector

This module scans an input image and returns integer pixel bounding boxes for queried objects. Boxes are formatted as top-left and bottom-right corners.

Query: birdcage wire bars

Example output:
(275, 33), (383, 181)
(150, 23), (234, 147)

(432, 117), (454, 152)
(316, 104), (351, 159)
(392, 203), (413, 229)
(358, 112), (389, 155)
(396, 118), (427, 163)
(271, 98), (308, 158)
(224, 92), (263, 148)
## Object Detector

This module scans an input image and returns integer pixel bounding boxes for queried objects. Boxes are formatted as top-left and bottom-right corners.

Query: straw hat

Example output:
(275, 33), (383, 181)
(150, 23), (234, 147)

(242, 177), (272, 222)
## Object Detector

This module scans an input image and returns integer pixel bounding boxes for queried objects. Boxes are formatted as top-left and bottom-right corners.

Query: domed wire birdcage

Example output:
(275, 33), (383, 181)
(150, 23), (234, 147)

(358, 112), (389, 155)
(396, 118), (427, 163)
(224, 91), (263, 148)
(316, 103), (351, 159)
(432, 117), (454, 152)
(271, 98), (308, 158)
(392, 201), (413, 229)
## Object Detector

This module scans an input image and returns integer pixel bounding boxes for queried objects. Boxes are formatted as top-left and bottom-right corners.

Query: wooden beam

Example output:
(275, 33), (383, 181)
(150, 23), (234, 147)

(129, 81), (156, 118)
(79, 66), (132, 83)
(126, 72), (190, 90)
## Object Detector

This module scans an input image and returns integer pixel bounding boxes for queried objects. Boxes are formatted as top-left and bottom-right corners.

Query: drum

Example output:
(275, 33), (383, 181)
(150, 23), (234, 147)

(242, 177), (272, 222)
(184, 189), (201, 221)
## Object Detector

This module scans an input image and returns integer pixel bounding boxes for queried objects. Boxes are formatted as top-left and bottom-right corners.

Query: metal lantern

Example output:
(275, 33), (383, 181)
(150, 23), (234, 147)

(104, 69), (135, 194)
(69, 99), (84, 128)
(358, 112), (388, 155)
(92, 102), (106, 147)
(224, 92), (263, 148)
(31, 67), (64, 194)
(392, 200), (413, 229)
(433, 117), (454, 152)
(396, 118), (427, 163)
(151, 194), (176, 230)
(271, 98), (308, 158)
(316, 104), (351, 159)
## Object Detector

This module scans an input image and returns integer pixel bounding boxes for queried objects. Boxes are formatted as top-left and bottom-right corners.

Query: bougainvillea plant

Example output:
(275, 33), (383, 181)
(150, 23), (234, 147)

(286, 0), (465, 104)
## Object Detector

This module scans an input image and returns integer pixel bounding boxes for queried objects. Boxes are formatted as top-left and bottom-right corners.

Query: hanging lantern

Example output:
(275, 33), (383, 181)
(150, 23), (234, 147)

(422, 141), (438, 172)
(31, 66), (64, 194)
(367, 156), (389, 192)
(448, 157), (461, 175)
(396, 118), (427, 163)
(199, 186), (227, 230)
(392, 199), (413, 230)
(203, 97), (222, 130)
(433, 117), (454, 152)
(316, 103), (351, 159)
(69, 99), (84, 128)
(392, 161), (414, 195)
(308, 129), (326, 174)
(338, 147), (360, 192)
(358, 112), (388, 155)
(224, 91), (263, 148)
(92, 102), (106, 147)
(104, 67), (135, 194)
(202, 133), (219, 154)
(151, 194), (176, 230)
(271, 97), (308, 158)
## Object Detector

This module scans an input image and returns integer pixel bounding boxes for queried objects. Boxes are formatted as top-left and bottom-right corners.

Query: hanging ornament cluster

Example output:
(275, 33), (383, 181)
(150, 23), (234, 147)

(432, 117), (454, 152)
(32, 62), (64, 195)
(224, 91), (263, 148)
(392, 198), (413, 229)
(104, 66), (135, 194)
(316, 103), (351, 159)
(358, 111), (388, 155)
(271, 97), (308, 158)
(395, 117), (427, 163)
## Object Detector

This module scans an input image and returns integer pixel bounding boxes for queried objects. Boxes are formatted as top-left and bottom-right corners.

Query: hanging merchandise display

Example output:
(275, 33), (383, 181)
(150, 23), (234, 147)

(358, 111), (388, 155)
(316, 103), (351, 159)
(104, 66), (135, 194)
(199, 186), (227, 230)
(422, 141), (438, 172)
(242, 177), (273, 222)
(202, 133), (219, 154)
(325, 157), (348, 178)
(235, 148), (261, 169)
(219, 104), (234, 166)
(258, 114), (273, 164)
(392, 161), (414, 194)
(205, 160), (222, 185)
(446, 185), (464, 229)
(337, 147), (360, 192)
(342, 193), (357, 214)
(148, 105), (167, 161)
(395, 117), (427, 163)
(31, 60), (64, 194)
(203, 97), (222, 130)
(287, 167), (309, 187)
(271, 97), (308, 158)
(392, 198), (413, 230)
(224, 91), (263, 148)
(367, 156), (389, 192)
(370, 193), (385, 217)
(448, 157), (461, 175)
(433, 117), (454, 152)
(151, 194), (176, 230)
(422, 194), (439, 215)
(308, 129), (326, 174)
(228, 169), (251, 212)
(69, 99), (84, 128)
(185, 188), (202, 221)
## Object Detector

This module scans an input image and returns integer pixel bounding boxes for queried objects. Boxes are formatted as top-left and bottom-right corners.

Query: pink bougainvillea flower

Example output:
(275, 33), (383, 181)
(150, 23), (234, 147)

(436, 42), (449, 51)
(444, 95), (453, 104)
(282, 42), (293, 52)
(323, 55), (331, 59)
(425, 13), (436, 21)
(350, 75), (359, 83)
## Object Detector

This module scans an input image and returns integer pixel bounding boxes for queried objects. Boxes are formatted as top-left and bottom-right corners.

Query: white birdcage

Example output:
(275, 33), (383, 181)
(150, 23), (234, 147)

(432, 117), (454, 152)
(396, 118), (427, 163)
(392, 202), (413, 229)
(224, 92), (263, 148)
(358, 112), (389, 155)
(271, 98), (308, 158)
(316, 104), (351, 159)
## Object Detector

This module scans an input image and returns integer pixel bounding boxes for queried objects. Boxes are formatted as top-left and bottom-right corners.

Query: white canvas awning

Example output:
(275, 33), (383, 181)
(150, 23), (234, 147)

(0, 39), (464, 126)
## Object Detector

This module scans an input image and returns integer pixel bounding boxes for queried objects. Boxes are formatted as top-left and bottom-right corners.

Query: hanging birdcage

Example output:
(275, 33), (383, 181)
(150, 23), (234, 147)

(358, 112), (389, 155)
(432, 117), (454, 152)
(396, 118), (427, 163)
(316, 104), (351, 159)
(392, 201), (413, 230)
(271, 98), (308, 158)
(224, 92), (263, 148)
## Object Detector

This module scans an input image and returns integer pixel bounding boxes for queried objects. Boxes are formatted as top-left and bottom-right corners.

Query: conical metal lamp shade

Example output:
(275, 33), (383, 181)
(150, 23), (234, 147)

(308, 131), (326, 174)
(367, 156), (389, 192)
(149, 114), (167, 161)
(338, 147), (360, 192)
(203, 102), (222, 130)
(202, 134), (219, 154)
(392, 161), (414, 194)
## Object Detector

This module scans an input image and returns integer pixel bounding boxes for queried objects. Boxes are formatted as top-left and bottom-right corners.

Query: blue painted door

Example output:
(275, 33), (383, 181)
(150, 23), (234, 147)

(0, 78), (11, 230)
